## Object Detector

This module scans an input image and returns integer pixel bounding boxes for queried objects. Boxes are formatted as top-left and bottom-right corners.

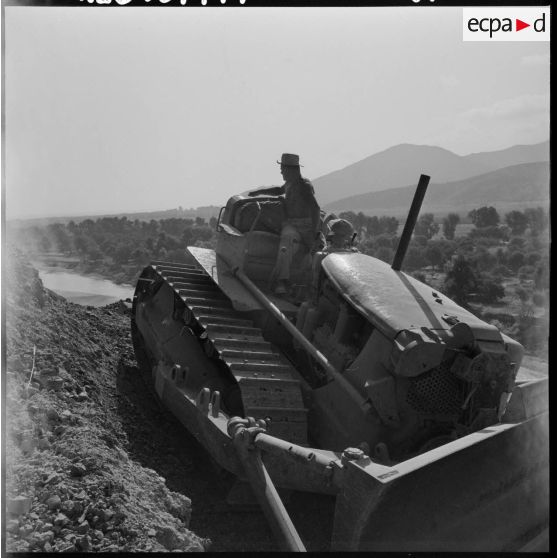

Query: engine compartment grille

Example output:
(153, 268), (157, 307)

(406, 361), (464, 416)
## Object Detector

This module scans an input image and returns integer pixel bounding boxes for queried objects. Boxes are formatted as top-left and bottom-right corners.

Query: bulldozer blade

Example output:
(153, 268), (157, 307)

(332, 412), (549, 552)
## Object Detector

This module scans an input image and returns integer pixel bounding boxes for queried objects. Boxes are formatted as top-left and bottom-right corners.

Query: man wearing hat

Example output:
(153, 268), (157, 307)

(248, 153), (321, 295)
(325, 218), (356, 252)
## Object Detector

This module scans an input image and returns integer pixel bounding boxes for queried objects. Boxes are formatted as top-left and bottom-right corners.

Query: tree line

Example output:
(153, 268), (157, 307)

(10, 205), (549, 352)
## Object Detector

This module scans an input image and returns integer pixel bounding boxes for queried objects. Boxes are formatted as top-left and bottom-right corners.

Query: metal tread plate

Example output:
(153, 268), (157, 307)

(151, 260), (308, 444)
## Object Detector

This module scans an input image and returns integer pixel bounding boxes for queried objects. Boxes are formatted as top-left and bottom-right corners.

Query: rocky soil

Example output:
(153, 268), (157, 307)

(4, 248), (335, 553)
(4, 248), (211, 552)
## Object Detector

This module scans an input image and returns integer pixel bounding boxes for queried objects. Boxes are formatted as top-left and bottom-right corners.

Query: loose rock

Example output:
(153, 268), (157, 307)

(70, 463), (87, 477)
(54, 512), (70, 526)
(46, 495), (62, 510)
(77, 521), (90, 534)
(46, 408), (60, 422)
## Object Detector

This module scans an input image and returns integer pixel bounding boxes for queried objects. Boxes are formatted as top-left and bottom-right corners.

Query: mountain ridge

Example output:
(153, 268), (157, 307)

(312, 140), (549, 206)
(324, 161), (549, 217)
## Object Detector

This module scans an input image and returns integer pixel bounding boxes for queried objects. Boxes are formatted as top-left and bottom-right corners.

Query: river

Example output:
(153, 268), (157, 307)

(36, 266), (133, 307)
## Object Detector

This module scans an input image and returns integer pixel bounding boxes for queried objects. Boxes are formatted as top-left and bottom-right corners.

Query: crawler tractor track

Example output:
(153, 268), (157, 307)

(137, 260), (308, 445)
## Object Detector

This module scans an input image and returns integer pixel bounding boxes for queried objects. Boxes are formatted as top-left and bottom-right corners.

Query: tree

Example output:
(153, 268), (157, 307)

(378, 216), (399, 235)
(73, 234), (88, 253)
(131, 247), (150, 264)
(47, 223), (72, 252)
(365, 216), (382, 237)
(375, 234), (393, 249)
(524, 207), (548, 236)
(413, 235), (428, 247)
(472, 247), (496, 271)
(87, 247), (103, 261)
(505, 210), (528, 235)
(40, 236), (52, 252)
(507, 251), (525, 272)
(443, 255), (477, 306)
(468, 206), (500, 228)
(425, 245), (443, 270)
(114, 242), (133, 262)
(353, 212), (368, 234)
(476, 276), (505, 304)
(468, 226), (509, 241)
(442, 213), (460, 240)
(433, 239), (458, 261)
(192, 227), (213, 243)
(181, 228), (193, 245)
(404, 247), (428, 270)
(414, 213), (439, 240)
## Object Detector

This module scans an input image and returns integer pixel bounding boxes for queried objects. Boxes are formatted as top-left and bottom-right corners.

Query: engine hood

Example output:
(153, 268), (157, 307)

(321, 252), (492, 340)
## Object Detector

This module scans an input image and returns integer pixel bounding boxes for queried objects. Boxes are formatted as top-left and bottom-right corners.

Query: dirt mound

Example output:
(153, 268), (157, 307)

(4, 248), (338, 552)
(4, 248), (208, 552)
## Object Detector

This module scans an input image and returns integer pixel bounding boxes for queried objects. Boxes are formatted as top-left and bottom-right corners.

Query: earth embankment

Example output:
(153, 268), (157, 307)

(4, 248), (335, 552)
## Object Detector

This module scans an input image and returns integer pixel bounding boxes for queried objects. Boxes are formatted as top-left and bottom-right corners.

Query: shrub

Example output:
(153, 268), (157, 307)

(476, 276), (505, 303)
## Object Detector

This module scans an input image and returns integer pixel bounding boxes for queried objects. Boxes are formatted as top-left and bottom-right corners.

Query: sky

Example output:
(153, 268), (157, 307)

(4, 5), (551, 219)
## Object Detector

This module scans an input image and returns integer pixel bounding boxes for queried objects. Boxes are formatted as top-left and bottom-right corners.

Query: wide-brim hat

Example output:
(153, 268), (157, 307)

(277, 153), (303, 167)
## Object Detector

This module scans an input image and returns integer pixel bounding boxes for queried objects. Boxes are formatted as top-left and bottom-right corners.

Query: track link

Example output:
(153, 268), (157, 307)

(149, 260), (308, 444)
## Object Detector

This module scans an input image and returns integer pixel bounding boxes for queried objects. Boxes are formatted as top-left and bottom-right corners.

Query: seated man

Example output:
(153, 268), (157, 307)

(248, 153), (321, 295)
(324, 218), (356, 252)
(309, 218), (357, 303)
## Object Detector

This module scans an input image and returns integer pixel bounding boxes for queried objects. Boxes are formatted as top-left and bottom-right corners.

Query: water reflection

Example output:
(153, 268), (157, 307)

(37, 266), (133, 307)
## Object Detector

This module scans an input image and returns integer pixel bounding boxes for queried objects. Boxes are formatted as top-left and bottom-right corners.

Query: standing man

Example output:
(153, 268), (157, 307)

(249, 153), (321, 295)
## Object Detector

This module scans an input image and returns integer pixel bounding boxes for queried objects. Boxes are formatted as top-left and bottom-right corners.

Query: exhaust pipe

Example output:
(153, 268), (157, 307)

(391, 174), (430, 271)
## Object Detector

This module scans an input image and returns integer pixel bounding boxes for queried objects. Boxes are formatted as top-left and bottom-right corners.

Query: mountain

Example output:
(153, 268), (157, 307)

(312, 141), (549, 206)
(463, 141), (550, 170)
(325, 162), (550, 217)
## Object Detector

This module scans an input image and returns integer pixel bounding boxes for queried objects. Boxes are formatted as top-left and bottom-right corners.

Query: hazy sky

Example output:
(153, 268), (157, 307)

(4, 6), (550, 218)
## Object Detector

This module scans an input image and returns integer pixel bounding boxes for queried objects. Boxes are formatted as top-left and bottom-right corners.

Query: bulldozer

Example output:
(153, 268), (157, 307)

(131, 175), (549, 551)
